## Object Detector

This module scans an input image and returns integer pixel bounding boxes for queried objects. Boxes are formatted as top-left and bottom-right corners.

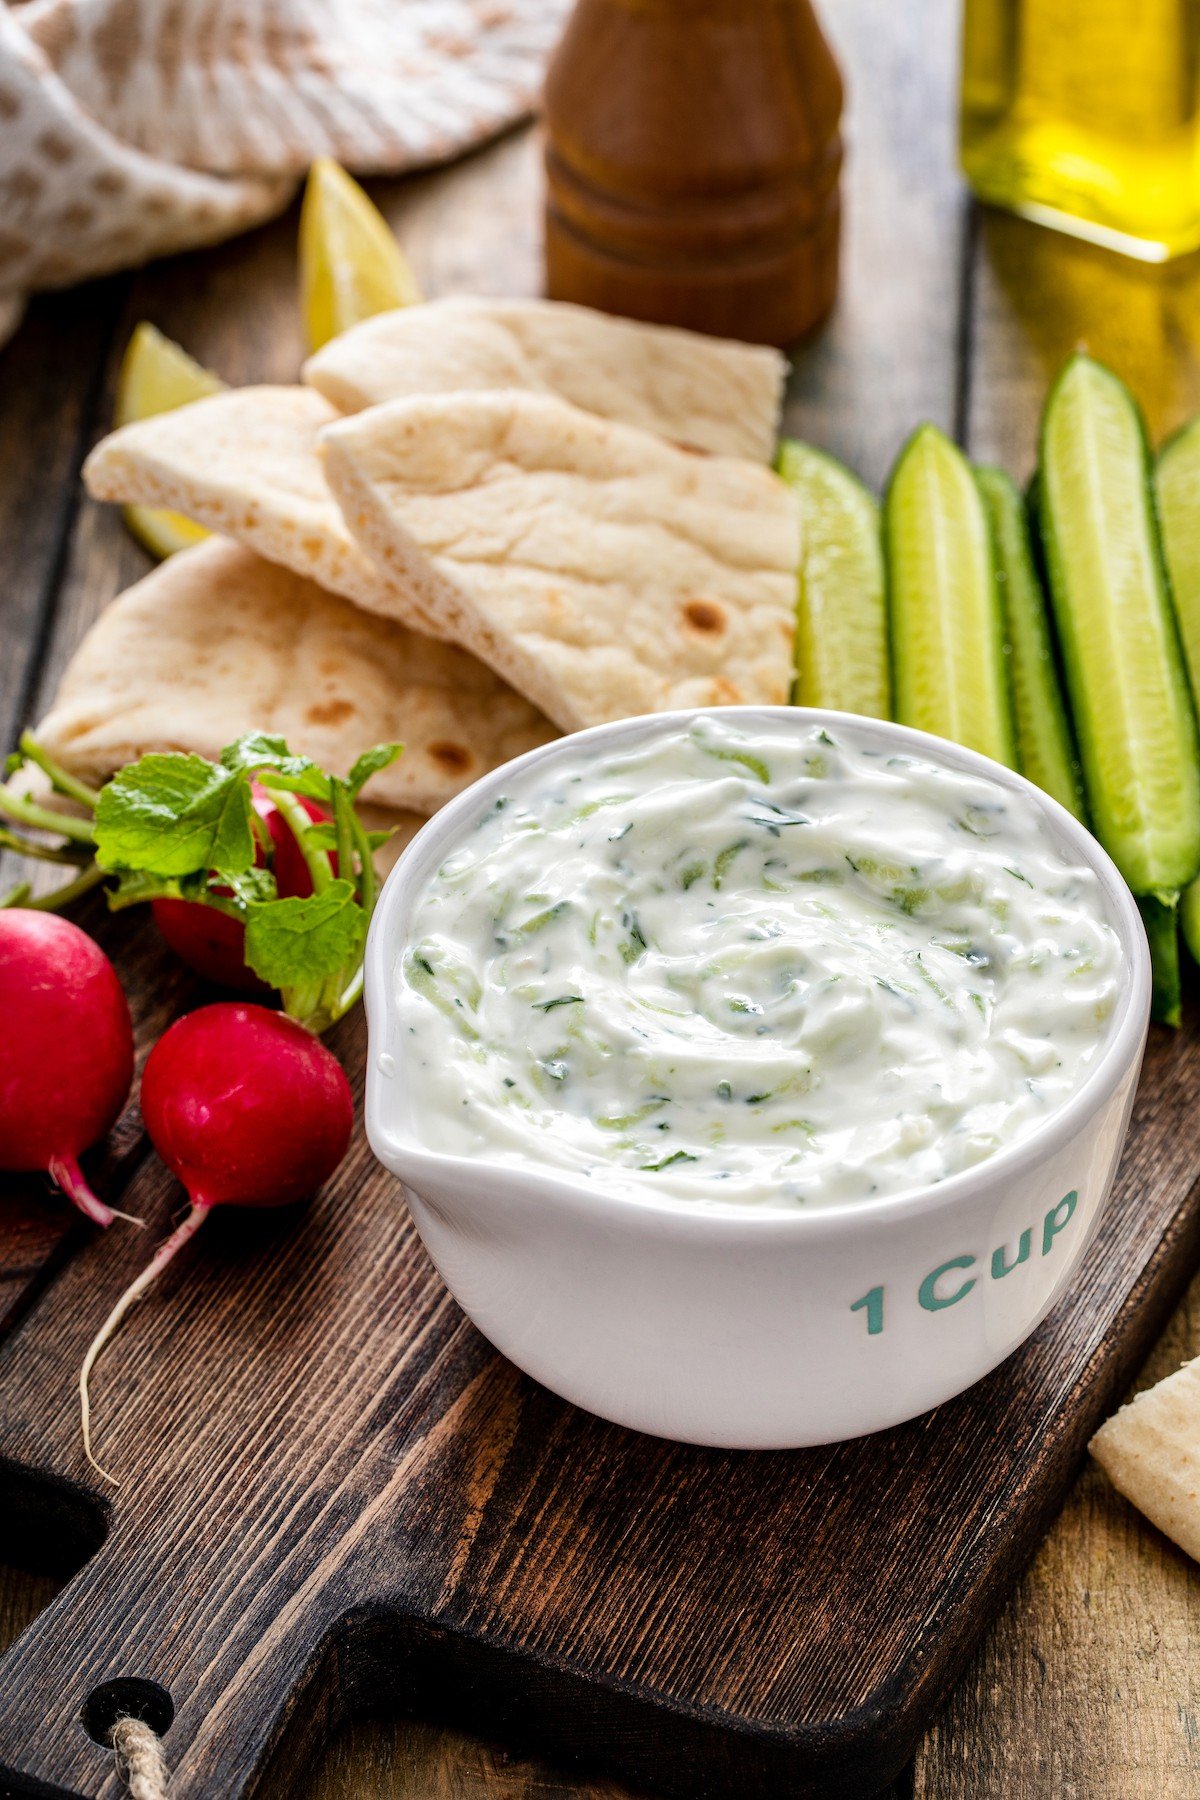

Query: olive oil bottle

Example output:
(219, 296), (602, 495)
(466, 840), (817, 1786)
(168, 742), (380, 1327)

(960, 0), (1200, 261)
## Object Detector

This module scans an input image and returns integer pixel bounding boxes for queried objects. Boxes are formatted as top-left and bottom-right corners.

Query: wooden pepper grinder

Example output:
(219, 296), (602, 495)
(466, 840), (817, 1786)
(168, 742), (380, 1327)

(543, 0), (843, 346)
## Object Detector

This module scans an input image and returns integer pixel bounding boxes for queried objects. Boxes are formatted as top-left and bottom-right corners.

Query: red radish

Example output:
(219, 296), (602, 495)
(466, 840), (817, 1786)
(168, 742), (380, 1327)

(265, 793), (331, 897)
(80, 1001), (353, 1479)
(150, 900), (269, 1000)
(150, 899), (267, 993)
(0, 912), (134, 1227)
(151, 785), (329, 990)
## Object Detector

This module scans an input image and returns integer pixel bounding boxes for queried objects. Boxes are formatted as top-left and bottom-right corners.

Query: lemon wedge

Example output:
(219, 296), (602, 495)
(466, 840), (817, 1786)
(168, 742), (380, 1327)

(300, 157), (422, 352)
(114, 323), (225, 561)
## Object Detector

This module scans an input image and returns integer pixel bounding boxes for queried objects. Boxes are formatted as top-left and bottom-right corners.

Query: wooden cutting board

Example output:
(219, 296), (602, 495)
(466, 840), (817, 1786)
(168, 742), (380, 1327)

(0, 881), (1198, 1799)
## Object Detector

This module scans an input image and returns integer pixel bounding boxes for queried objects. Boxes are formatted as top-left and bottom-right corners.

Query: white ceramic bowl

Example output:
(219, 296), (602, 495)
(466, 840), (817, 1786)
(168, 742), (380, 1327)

(364, 708), (1151, 1450)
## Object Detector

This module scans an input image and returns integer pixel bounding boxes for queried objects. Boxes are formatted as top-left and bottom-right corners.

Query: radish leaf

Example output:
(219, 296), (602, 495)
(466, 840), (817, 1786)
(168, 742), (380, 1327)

(216, 865), (277, 906)
(222, 734), (330, 802)
(7, 729), (406, 1030)
(244, 879), (365, 987)
(346, 742), (404, 798)
(95, 754), (255, 876)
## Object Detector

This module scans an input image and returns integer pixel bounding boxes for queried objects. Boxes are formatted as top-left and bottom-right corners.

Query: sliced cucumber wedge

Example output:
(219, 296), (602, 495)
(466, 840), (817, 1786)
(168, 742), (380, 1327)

(1156, 415), (1200, 708)
(1036, 353), (1200, 901)
(1158, 416), (1200, 1005)
(776, 440), (890, 718)
(885, 424), (1016, 766)
(1036, 354), (1200, 1025)
(975, 464), (1087, 822)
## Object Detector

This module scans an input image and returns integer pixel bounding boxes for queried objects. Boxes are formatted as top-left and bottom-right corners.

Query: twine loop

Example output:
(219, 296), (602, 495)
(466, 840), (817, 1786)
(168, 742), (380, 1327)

(110, 1715), (169, 1800)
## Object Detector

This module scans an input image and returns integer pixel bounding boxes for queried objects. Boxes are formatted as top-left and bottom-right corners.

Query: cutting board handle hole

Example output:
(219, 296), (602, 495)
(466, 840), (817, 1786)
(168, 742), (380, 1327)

(81, 1677), (174, 1747)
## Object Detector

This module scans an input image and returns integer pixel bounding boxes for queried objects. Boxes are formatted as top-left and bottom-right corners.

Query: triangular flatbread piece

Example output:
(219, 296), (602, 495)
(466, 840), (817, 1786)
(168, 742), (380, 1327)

(322, 390), (800, 732)
(1091, 1354), (1200, 1563)
(34, 538), (556, 816)
(304, 295), (787, 462)
(82, 387), (445, 637)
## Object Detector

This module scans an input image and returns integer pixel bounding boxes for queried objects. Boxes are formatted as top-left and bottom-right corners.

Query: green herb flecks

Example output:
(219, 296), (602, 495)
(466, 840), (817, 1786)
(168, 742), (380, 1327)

(619, 911), (648, 963)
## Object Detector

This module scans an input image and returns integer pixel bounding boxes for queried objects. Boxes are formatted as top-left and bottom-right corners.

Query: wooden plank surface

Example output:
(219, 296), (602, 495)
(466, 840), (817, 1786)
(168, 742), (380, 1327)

(914, 1271), (1200, 1800)
(786, 0), (967, 479)
(1, 1), (1198, 1795)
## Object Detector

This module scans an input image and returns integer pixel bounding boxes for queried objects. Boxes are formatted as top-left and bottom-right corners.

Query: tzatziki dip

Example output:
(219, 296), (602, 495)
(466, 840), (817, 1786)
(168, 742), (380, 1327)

(394, 715), (1124, 1208)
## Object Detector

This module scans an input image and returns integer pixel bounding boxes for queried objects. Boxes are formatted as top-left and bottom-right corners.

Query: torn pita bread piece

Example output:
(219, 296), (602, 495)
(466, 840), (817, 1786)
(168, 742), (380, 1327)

(33, 537), (556, 818)
(1090, 1354), (1200, 1563)
(82, 386), (446, 638)
(321, 390), (800, 734)
(304, 295), (787, 462)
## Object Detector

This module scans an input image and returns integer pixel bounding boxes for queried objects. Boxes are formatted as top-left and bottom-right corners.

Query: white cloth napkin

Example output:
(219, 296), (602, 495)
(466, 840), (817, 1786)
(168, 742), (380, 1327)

(0, 0), (570, 342)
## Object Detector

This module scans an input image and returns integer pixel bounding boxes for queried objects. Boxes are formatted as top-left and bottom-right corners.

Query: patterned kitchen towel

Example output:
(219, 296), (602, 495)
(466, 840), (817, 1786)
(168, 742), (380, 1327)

(0, 0), (570, 343)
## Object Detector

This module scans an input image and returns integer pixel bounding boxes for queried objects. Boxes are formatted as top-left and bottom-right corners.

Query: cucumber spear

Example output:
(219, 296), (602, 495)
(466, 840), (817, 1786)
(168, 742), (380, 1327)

(1156, 416), (1200, 983)
(776, 440), (890, 720)
(974, 465), (1086, 823)
(885, 424), (1016, 768)
(1036, 354), (1200, 1026)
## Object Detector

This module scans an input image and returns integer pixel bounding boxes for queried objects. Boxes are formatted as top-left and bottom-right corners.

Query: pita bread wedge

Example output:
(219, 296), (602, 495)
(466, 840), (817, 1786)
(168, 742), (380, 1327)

(1091, 1355), (1200, 1563)
(82, 386), (446, 637)
(34, 538), (556, 817)
(304, 295), (787, 462)
(321, 390), (800, 733)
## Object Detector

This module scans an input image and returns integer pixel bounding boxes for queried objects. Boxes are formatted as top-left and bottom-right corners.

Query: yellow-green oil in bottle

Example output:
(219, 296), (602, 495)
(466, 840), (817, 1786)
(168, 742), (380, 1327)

(960, 0), (1200, 260)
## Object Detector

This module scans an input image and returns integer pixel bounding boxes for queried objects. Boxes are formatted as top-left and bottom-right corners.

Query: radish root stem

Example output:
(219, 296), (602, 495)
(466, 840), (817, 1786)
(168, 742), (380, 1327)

(48, 1157), (144, 1230)
(80, 1203), (209, 1484)
(49, 1156), (115, 1229)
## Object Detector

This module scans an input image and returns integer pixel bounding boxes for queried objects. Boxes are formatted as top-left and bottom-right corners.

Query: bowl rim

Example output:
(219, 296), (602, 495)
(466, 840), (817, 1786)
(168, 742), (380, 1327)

(365, 705), (1151, 1237)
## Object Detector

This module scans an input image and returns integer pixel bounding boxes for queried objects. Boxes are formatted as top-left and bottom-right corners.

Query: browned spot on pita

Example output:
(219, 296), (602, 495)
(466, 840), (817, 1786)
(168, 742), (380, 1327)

(683, 598), (726, 635)
(92, 169), (128, 196)
(0, 89), (21, 122)
(306, 698), (355, 728)
(56, 202), (95, 231)
(1, 169), (42, 205)
(427, 741), (473, 775)
(36, 132), (74, 165)
(710, 678), (742, 705)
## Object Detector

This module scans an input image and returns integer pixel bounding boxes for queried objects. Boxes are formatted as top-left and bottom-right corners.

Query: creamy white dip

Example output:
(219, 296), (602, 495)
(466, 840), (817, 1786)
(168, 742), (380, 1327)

(394, 717), (1124, 1208)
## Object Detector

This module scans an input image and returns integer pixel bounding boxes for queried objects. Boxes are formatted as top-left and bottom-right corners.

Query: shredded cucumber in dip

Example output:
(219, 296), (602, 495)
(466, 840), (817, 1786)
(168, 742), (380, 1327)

(395, 717), (1123, 1208)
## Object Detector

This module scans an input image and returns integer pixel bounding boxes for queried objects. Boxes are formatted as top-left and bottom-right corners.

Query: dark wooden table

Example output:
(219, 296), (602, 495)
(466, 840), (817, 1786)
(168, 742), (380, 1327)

(4, 2), (1200, 1793)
